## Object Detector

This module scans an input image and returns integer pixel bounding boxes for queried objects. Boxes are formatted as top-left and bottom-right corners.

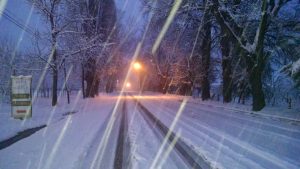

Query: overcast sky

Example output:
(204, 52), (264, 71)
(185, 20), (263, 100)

(0, 0), (143, 51)
(0, 0), (44, 50)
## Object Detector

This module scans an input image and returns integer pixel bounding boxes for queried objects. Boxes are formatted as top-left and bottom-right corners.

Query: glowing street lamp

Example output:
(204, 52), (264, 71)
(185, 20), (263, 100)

(126, 82), (131, 88)
(132, 62), (144, 91)
(133, 62), (142, 71)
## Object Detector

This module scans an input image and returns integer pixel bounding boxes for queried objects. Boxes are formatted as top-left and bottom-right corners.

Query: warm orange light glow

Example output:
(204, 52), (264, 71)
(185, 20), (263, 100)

(133, 62), (142, 70)
(108, 95), (182, 100)
(126, 82), (131, 88)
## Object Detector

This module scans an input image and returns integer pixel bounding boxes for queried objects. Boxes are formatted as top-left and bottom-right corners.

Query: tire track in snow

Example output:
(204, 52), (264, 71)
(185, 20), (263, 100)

(113, 97), (131, 169)
(126, 100), (189, 169)
(169, 100), (300, 139)
(179, 99), (300, 128)
(157, 102), (300, 159)
(132, 97), (212, 169)
(144, 100), (300, 169)
(184, 100), (300, 125)
(79, 101), (124, 169)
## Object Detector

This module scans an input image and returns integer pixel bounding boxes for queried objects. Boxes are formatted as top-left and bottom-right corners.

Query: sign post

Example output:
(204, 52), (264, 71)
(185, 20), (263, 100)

(11, 76), (32, 119)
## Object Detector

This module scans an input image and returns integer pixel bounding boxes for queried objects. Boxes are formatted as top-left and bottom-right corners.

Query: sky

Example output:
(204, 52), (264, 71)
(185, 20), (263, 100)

(0, 0), (143, 52)
(0, 0), (46, 51)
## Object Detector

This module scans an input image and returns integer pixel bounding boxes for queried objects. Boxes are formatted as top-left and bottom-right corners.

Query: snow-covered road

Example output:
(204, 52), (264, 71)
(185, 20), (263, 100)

(139, 95), (300, 169)
(0, 93), (299, 169)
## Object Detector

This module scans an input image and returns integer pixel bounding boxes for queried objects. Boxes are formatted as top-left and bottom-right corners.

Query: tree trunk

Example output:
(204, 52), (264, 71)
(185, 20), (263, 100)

(106, 77), (113, 93)
(67, 89), (70, 104)
(95, 79), (99, 95)
(52, 68), (58, 106)
(158, 76), (168, 94)
(249, 0), (268, 111)
(86, 73), (98, 98)
(86, 78), (94, 97)
(49, 10), (58, 106)
(162, 78), (169, 94)
(249, 66), (265, 111)
(63, 65), (70, 104)
(84, 58), (98, 97)
(201, 76), (210, 100)
(212, 0), (269, 110)
(238, 92), (245, 104)
(81, 64), (85, 98)
(200, 7), (211, 101)
(51, 48), (58, 106)
(220, 33), (233, 102)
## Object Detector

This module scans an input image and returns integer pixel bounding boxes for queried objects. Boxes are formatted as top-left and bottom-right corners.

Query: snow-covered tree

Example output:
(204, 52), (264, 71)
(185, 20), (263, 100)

(211, 0), (295, 111)
(282, 59), (300, 88)
(27, 0), (67, 106)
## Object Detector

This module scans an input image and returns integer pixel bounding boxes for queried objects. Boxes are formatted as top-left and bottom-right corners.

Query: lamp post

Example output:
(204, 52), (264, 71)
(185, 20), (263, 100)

(133, 62), (143, 91)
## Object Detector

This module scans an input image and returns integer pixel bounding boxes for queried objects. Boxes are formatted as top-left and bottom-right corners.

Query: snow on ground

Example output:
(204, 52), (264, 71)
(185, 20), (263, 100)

(0, 92), (299, 169)
(138, 95), (300, 169)
(79, 97), (122, 169)
(186, 98), (300, 123)
(0, 95), (75, 141)
(0, 93), (117, 169)
(142, 92), (300, 122)
(126, 100), (189, 169)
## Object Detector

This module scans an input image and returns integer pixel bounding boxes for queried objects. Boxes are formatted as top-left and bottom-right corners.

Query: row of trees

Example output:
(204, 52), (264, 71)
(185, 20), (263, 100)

(139, 0), (300, 111)
(24, 0), (121, 105)
(1, 0), (299, 111)
(0, 0), (147, 106)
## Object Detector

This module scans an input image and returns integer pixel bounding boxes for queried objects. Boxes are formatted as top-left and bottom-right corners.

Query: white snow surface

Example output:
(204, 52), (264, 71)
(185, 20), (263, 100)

(0, 93), (116, 169)
(291, 58), (300, 75)
(139, 94), (300, 169)
(0, 96), (77, 141)
(127, 100), (189, 169)
(0, 92), (299, 169)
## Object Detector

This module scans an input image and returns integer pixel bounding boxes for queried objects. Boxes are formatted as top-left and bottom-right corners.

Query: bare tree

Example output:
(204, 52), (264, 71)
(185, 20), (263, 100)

(28, 0), (67, 106)
(212, 0), (292, 111)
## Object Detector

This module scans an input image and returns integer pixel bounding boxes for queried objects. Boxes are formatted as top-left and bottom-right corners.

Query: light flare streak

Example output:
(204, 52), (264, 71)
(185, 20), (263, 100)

(187, 0), (209, 60)
(156, 129), (181, 169)
(0, 0), (7, 20)
(37, 143), (47, 169)
(21, 47), (55, 126)
(10, 4), (34, 66)
(25, 160), (32, 169)
(90, 42), (142, 169)
(43, 91), (81, 169)
(41, 65), (74, 134)
(127, 99), (140, 167)
(149, 98), (188, 169)
(151, 0), (183, 54)
(212, 135), (225, 168)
